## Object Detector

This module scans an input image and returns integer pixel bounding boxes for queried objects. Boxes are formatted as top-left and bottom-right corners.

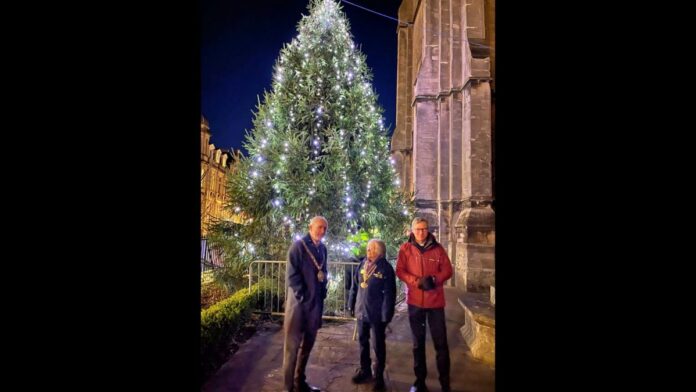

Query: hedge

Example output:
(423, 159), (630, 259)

(201, 283), (260, 378)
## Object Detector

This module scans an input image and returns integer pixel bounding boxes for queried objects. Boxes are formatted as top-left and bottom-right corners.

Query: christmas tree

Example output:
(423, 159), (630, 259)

(210, 0), (412, 267)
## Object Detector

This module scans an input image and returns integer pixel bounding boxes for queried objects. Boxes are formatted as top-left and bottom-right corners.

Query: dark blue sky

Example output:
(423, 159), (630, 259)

(201, 0), (402, 153)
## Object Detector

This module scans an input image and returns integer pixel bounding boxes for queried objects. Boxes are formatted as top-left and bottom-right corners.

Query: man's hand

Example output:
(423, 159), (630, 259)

(417, 275), (436, 291)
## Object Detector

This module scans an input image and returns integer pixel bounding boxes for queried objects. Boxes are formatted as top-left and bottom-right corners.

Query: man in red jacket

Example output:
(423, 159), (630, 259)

(396, 217), (453, 392)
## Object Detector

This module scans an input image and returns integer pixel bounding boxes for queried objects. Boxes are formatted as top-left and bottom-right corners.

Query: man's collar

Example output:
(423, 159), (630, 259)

(366, 256), (384, 265)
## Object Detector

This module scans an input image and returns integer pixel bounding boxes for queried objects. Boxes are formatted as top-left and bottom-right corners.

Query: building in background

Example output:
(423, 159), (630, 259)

(391, 0), (495, 294)
(201, 115), (242, 238)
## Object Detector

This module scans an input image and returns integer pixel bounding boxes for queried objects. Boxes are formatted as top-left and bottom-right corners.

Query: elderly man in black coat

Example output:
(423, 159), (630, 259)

(348, 239), (396, 391)
(282, 216), (329, 392)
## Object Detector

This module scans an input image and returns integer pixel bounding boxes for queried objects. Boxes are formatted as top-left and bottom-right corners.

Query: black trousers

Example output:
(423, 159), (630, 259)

(357, 318), (387, 378)
(407, 305), (450, 388)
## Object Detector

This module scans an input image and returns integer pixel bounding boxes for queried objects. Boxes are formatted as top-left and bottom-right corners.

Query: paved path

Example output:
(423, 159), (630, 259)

(202, 287), (494, 392)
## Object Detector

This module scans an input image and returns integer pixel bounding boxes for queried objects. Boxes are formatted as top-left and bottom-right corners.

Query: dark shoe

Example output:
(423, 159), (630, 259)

(299, 381), (321, 392)
(373, 376), (386, 391)
(408, 382), (429, 392)
(351, 368), (373, 384)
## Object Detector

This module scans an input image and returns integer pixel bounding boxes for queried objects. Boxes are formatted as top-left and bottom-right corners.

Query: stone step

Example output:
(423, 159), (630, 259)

(458, 292), (495, 366)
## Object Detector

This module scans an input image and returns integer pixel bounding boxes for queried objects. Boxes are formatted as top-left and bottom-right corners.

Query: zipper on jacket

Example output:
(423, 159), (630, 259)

(419, 250), (425, 308)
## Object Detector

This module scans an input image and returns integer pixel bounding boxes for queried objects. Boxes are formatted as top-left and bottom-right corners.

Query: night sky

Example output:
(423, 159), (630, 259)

(201, 0), (403, 153)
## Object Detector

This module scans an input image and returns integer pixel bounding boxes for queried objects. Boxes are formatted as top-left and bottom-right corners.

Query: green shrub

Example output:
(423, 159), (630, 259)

(201, 280), (232, 310)
(200, 283), (260, 379)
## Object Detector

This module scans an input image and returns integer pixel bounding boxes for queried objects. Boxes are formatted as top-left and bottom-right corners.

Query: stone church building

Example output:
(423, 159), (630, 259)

(391, 0), (495, 295)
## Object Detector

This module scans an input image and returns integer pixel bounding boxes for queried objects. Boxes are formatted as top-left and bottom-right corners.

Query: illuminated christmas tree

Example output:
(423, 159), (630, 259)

(211, 0), (412, 265)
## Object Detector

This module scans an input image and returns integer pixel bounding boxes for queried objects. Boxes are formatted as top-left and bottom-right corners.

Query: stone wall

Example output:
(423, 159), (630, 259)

(392, 0), (494, 293)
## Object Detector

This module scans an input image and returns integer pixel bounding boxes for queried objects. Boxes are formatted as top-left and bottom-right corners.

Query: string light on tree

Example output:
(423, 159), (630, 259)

(211, 0), (412, 264)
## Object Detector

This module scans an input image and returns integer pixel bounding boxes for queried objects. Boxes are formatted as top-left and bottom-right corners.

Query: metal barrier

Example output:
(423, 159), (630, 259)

(248, 259), (405, 320)
(201, 260), (219, 272)
(247, 260), (288, 317)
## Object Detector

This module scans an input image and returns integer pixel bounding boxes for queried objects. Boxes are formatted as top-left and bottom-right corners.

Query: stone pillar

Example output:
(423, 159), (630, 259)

(455, 203), (494, 292)
(392, 7), (414, 194)
(394, 0), (494, 292)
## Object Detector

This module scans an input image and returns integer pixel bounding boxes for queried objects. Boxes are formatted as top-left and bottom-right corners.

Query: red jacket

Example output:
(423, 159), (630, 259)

(396, 233), (453, 308)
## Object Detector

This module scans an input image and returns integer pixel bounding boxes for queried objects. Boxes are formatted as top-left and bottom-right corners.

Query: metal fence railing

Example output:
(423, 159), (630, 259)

(201, 260), (219, 272)
(248, 259), (405, 320)
(201, 238), (224, 271)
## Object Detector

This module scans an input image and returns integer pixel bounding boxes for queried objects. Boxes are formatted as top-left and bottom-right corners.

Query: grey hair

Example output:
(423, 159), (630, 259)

(367, 239), (386, 258)
(411, 217), (429, 229)
(309, 216), (328, 227)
